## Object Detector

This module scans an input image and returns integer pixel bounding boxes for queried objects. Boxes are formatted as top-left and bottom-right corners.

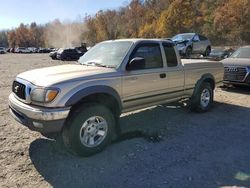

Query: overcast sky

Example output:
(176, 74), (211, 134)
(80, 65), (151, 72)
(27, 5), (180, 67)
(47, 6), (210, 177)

(0, 0), (129, 30)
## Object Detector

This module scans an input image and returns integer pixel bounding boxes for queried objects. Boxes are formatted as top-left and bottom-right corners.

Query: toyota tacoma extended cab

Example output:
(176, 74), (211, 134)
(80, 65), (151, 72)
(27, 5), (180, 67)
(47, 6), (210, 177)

(9, 39), (224, 156)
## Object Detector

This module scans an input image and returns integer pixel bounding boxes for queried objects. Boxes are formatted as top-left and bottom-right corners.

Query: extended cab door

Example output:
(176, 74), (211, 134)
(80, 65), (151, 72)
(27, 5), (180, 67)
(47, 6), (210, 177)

(122, 42), (169, 110)
(162, 43), (185, 98)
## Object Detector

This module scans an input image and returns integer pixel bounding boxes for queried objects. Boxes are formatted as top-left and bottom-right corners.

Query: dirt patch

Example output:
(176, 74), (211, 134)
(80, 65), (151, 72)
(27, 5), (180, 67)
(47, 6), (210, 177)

(0, 53), (250, 188)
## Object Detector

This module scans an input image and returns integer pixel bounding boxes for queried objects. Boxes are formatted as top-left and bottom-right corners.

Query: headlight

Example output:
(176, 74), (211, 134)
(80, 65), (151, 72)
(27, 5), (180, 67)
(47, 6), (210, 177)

(30, 88), (59, 103)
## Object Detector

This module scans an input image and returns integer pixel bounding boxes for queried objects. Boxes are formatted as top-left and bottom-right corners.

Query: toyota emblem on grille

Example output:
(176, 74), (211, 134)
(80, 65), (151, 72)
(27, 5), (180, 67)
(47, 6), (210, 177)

(14, 85), (19, 93)
(226, 67), (238, 72)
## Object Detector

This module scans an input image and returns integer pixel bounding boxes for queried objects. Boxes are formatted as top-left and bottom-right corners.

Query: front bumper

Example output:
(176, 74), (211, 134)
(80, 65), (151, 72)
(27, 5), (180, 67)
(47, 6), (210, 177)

(9, 93), (70, 133)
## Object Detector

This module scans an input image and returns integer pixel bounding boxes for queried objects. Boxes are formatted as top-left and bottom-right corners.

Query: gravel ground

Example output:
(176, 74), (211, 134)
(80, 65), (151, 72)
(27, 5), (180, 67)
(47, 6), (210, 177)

(0, 53), (250, 188)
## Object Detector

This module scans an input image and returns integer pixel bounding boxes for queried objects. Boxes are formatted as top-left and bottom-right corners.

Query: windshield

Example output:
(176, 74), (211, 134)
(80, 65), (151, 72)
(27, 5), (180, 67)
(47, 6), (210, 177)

(172, 34), (194, 41)
(79, 41), (133, 68)
(230, 47), (250, 58)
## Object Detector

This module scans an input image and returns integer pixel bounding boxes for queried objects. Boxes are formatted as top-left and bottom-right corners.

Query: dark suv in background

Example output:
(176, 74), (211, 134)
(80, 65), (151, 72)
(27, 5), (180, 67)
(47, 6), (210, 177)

(222, 46), (250, 86)
(172, 33), (211, 58)
(56, 48), (84, 61)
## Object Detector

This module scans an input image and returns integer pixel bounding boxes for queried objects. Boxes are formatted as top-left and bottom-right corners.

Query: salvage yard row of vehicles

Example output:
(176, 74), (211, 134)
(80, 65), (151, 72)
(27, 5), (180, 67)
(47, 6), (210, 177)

(0, 47), (55, 53)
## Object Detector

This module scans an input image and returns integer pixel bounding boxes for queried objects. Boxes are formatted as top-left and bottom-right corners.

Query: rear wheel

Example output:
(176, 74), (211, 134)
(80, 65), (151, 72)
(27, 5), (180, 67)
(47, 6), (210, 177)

(63, 104), (115, 156)
(191, 82), (213, 112)
(204, 47), (211, 57)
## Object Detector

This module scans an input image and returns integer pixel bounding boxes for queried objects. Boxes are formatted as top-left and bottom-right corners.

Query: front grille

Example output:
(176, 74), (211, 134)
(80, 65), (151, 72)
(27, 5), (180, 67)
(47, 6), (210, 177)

(224, 66), (247, 82)
(12, 81), (26, 100)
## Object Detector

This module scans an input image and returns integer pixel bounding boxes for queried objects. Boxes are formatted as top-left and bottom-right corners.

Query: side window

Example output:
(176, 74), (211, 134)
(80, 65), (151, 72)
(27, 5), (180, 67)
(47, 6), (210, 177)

(193, 35), (200, 41)
(199, 35), (207, 41)
(131, 44), (163, 69)
(163, 44), (178, 67)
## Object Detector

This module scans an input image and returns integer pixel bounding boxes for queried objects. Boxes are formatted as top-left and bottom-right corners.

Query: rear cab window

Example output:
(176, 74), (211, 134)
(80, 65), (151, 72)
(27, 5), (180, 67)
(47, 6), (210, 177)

(163, 43), (178, 67)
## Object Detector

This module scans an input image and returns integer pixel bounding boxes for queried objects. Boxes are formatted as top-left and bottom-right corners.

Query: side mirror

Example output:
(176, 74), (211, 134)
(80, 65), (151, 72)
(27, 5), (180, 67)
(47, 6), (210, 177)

(126, 57), (145, 71)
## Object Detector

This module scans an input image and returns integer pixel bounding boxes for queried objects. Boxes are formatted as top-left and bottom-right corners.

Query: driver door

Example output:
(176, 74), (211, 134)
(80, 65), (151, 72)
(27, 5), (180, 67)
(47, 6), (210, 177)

(122, 42), (168, 110)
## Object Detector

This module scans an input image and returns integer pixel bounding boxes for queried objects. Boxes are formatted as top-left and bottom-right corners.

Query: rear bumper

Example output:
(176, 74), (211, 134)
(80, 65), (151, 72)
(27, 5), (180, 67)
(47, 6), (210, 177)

(9, 93), (70, 133)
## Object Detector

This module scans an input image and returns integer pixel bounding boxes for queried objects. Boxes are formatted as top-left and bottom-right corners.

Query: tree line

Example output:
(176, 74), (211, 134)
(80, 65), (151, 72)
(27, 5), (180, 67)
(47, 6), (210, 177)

(0, 0), (249, 48)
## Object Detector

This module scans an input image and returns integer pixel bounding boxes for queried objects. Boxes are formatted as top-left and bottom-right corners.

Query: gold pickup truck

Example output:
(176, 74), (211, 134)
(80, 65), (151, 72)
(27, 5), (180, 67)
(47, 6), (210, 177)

(9, 39), (224, 156)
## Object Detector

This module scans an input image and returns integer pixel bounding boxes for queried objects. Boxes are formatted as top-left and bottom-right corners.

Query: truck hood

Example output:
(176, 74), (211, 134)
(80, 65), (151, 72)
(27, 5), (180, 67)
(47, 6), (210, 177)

(17, 64), (116, 86)
(222, 58), (250, 67)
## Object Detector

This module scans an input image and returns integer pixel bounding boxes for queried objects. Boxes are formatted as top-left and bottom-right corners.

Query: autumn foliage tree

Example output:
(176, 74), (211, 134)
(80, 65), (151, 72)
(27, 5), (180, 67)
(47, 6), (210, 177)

(213, 0), (250, 44)
(2, 0), (250, 47)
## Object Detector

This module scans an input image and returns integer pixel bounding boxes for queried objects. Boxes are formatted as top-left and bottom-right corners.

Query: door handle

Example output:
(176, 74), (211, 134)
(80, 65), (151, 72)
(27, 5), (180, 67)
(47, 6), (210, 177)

(160, 73), (166, 79)
(125, 77), (138, 81)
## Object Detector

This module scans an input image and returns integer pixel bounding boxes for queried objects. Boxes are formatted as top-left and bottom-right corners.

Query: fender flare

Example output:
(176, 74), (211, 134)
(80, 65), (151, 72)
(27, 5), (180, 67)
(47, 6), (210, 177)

(65, 85), (122, 111)
(192, 73), (215, 96)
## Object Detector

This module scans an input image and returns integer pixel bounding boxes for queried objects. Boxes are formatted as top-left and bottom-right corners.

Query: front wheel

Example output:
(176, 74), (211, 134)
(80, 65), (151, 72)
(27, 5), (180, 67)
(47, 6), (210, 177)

(191, 83), (213, 112)
(63, 104), (115, 156)
(185, 47), (192, 58)
(204, 47), (211, 57)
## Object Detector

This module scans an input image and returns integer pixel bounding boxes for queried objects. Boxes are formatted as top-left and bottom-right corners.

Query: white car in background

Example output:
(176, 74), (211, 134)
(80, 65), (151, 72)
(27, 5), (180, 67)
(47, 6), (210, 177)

(28, 47), (37, 53)
(0, 47), (6, 54)
(172, 33), (212, 58)
(15, 47), (32, 53)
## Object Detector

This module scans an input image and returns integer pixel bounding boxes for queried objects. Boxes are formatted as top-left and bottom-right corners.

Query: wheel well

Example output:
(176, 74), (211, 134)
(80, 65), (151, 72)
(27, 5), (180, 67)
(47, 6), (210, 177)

(192, 76), (215, 98)
(70, 93), (121, 117)
(203, 78), (215, 90)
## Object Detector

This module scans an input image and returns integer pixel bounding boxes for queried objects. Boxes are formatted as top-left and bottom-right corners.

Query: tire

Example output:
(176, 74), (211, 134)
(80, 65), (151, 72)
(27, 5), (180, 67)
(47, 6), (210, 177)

(63, 104), (115, 156)
(204, 47), (211, 57)
(185, 47), (192, 58)
(191, 82), (213, 112)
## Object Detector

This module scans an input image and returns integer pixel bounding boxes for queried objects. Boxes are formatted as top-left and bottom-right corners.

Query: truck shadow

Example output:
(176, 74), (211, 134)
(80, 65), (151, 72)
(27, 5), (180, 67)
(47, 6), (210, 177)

(29, 101), (250, 188)
(220, 85), (250, 94)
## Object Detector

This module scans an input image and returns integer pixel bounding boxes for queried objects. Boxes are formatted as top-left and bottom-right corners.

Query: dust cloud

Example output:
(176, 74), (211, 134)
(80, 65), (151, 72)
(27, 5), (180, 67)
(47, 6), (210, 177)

(45, 20), (87, 48)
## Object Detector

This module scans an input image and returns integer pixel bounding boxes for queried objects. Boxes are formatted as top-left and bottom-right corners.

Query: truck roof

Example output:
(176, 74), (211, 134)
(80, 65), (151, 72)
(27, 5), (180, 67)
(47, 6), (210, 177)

(104, 38), (174, 44)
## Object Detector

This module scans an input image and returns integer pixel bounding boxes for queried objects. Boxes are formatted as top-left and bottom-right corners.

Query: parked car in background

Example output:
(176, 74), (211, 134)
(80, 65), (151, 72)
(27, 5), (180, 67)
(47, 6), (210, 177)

(28, 47), (38, 53)
(208, 47), (234, 60)
(38, 48), (53, 53)
(15, 47), (31, 53)
(10, 48), (15, 53)
(56, 48), (84, 61)
(0, 47), (6, 54)
(49, 48), (59, 60)
(172, 33), (211, 58)
(75, 45), (88, 54)
(222, 46), (250, 86)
